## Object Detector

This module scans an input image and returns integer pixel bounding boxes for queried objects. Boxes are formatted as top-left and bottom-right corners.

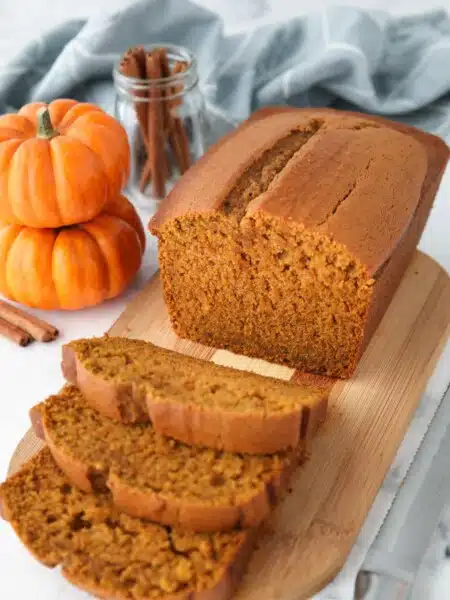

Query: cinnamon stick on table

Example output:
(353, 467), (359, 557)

(0, 317), (32, 347)
(0, 300), (58, 342)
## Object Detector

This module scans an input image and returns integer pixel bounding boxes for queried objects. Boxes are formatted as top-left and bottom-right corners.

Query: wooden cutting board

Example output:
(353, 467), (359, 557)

(9, 251), (450, 600)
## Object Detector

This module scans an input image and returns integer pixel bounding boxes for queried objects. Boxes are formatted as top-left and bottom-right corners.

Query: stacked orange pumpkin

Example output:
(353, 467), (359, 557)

(0, 99), (145, 310)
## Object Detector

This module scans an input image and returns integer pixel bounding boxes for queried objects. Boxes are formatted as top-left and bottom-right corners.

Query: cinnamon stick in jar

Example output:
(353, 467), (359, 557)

(118, 45), (194, 198)
(170, 60), (188, 108)
(169, 60), (191, 175)
(145, 51), (168, 199)
(158, 49), (173, 135)
(120, 47), (149, 148)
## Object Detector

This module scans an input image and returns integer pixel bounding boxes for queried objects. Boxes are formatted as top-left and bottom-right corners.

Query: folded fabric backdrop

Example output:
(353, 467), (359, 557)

(1, 0), (450, 139)
(1, 3), (449, 599)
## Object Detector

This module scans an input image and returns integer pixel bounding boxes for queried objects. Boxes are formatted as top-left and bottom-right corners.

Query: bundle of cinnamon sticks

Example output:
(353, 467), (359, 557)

(120, 46), (191, 198)
(0, 300), (58, 347)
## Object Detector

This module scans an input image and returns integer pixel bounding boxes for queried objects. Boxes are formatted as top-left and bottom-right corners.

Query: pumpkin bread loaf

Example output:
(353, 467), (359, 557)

(31, 385), (300, 532)
(149, 108), (449, 378)
(62, 337), (328, 454)
(0, 449), (253, 600)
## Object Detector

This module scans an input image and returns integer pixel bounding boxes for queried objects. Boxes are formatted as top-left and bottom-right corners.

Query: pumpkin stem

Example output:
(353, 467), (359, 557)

(36, 107), (59, 140)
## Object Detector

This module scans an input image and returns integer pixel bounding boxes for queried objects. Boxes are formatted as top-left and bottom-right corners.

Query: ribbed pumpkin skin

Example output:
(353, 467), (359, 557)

(0, 195), (145, 310)
(0, 99), (130, 228)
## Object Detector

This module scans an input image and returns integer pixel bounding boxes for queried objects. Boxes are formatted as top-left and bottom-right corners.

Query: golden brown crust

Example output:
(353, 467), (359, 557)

(45, 432), (98, 493)
(62, 345), (149, 423)
(149, 107), (438, 278)
(32, 394), (303, 532)
(108, 457), (298, 531)
(0, 492), (5, 521)
(149, 111), (319, 231)
(354, 140), (447, 365)
(29, 403), (45, 440)
(245, 126), (426, 274)
(291, 371), (331, 437)
(1, 449), (256, 600)
(147, 397), (303, 454)
(106, 473), (272, 531)
(62, 343), (326, 454)
(149, 106), (448, 378)
(300, 394), (329, 440)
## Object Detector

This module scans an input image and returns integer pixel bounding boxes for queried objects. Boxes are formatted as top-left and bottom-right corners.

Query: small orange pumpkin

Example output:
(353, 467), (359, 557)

(0, 195), (145, 310)
(0, 99), (130, 228)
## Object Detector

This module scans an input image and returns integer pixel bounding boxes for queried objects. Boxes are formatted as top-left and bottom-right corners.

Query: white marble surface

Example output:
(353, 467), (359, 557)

(0, 1), (449, 599)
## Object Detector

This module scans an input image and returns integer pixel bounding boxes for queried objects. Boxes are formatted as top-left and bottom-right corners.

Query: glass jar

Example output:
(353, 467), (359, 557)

(113, 44), (206, 211)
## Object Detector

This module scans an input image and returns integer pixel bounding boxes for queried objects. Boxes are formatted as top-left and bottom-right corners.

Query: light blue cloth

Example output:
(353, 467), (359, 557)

(1, 0), (450, 138)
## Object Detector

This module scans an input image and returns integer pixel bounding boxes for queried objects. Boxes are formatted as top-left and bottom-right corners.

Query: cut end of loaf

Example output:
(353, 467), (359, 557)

(158, 209), (372, 378)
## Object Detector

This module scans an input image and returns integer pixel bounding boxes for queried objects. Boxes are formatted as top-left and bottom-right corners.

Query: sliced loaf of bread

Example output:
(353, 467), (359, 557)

(0, 448), (254, 600)
(31, 385), (300, 532)
(62, 336), (328, 454)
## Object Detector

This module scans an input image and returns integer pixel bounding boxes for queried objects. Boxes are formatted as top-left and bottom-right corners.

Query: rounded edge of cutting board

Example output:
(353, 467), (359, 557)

(8, 428), (44, 477)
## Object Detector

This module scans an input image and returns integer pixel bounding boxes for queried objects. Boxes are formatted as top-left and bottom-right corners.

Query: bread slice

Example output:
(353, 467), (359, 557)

(31, 385), (300, 532)
(0, 448), (254, 600)
(62, 337), (328, 454)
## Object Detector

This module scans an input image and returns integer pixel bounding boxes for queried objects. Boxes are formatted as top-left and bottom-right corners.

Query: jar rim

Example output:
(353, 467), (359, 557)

(113, 43), (198, 91)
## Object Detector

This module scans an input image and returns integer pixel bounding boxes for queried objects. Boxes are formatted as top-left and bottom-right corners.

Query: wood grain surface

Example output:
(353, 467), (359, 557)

(9, 251), (450, 600)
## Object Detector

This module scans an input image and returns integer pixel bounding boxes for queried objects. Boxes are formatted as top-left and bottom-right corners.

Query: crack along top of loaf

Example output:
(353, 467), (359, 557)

(149, 108), (449, 378)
